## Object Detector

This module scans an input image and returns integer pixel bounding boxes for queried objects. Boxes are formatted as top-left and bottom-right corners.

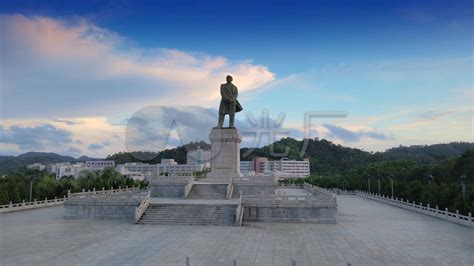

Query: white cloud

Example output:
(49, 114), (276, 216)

(0, 14), (275, 119)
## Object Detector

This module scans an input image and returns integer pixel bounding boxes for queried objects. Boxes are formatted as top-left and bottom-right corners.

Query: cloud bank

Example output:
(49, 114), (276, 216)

(0, 14), (275, 119)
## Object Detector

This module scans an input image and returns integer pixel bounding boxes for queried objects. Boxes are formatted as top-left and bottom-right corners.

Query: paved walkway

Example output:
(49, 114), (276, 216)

(1, 195), (472, 265)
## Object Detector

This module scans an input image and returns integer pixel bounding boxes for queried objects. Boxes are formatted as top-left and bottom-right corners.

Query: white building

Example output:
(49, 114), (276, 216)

(157, 159), (202, 176)
(27, 163), (46, 171)
(164, 163), (202, 176)
(55, 163), (86, 180)
(187, 148), (211, 169)
(240, 157), (310, 179)
(240, 161), (254, 175)
(85, 160), (115, 170)
(116, 162), (158, 176)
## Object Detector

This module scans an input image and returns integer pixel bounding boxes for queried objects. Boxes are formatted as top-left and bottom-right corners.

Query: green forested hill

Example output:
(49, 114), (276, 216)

(1, 139), (472, 176)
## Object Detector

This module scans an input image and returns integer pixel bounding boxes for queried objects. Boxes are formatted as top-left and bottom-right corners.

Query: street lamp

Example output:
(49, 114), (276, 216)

(427, 174), (434, 188)
(460, 174), (467, 201)
(367, 176), (371, 193)
(28, 175), (36, 202)
(389, 174), (394, 198)
(377, 175), (381, 195)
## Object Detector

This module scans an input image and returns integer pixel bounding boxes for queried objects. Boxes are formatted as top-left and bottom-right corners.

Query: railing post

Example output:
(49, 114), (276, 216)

(82, 188), (85, 193)
(102, 187), (105, 191)
(427, 204), (430, 215)
(436, 205), (439, 217)
(445, 208), (448, 219)
(9, 201), (12, 208)
(469, 213), (472, 227)
(67, 189), (71, 198)
(456, 210), (460, 224)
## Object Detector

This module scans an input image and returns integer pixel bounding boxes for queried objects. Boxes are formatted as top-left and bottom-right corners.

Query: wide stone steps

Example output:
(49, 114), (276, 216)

(186, 184), (228, 199)
(138, 203), (237, 225)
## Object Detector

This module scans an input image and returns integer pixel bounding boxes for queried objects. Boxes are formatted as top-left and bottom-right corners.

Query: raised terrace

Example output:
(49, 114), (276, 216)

(1, 195), (472, 265)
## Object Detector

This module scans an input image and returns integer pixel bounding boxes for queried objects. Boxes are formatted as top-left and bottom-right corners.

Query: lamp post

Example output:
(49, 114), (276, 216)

(377, 175), (381, 195)
(28, 175), (35, 202)
(368, 176), (371, 193)
(389, 174), (394, 198)
(427, 174), (434, 188)
(460, 175), (467, 201)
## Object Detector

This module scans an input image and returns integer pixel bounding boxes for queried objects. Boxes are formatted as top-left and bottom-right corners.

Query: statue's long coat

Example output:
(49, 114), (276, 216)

(219, 83), (243, 114)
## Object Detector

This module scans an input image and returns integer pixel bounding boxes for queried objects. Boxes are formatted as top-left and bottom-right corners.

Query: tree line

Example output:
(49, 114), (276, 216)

(303, 149), (474, 215)
(0, 168), (146, 205)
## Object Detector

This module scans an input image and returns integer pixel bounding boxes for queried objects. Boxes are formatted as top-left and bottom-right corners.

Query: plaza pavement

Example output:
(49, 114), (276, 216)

(1, 195), (472, 265)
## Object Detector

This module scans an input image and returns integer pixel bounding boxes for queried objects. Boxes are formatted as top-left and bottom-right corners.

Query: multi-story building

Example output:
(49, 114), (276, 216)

(116, 162), (158, 176)
(27, 163), (46, 171)
(164, 163), (202, 176)
(279, 158), (310, 178)
(240, 157), (310, 179)
(55, 163), (87, 180)
(85, 160), (115, 170)
(187, 148), (211, 169)
(240, 161), (254, 175)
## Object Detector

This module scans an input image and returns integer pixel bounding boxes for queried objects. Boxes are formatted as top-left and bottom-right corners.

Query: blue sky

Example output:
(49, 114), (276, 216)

(0, 0), (472, 157)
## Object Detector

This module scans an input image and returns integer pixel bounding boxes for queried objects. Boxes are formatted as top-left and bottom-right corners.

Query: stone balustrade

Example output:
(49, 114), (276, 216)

(242, 193), (336, 207)
(303, 183), (337, 203)
(68, 186), (141, 198)
(226, 182), (234, 199)
(278, 184), (304, 188)
(356, 190), (474, 228)
(149, 175), (194, 183)
(66, 187), (148, 204)
(134, 190), (151, 223)
(235, 191), (244, 225)
(232, 176), (277, 184)
(183, 178), (194, 198)
(0, 197), (66, 213)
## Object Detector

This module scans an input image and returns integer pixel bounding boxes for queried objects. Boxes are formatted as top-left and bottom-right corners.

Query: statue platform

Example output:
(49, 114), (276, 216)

(204, 127), (243, 183)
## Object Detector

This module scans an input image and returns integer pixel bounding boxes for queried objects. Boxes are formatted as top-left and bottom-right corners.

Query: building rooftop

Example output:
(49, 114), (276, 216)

(1, 195), (472, 265)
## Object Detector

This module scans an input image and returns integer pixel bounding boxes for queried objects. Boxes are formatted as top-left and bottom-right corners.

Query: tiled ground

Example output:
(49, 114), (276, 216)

(1, 195), (472, 265)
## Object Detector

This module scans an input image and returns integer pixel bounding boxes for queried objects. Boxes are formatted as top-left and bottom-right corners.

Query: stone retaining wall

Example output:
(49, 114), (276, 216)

(232, 183), (276, 198)
(150, 183), (186, 198)
(243, 205), (336, 223)
(64, 201), (139, 221)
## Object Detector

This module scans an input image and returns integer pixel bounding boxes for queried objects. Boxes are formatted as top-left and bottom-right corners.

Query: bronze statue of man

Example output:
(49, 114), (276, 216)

(218, 75), (243, 128)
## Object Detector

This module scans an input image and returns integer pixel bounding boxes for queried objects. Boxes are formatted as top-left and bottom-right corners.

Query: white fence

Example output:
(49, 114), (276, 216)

(149, 175), (193, 183)
(0, 197), (66, 213)
(134, 190), (151, 223)
(235, 192), (244, 225)
(242, 193), (336, 207)
(232, 176), (277, 184)
(68, 186), (141, 199)
(356, 190), (474, 228)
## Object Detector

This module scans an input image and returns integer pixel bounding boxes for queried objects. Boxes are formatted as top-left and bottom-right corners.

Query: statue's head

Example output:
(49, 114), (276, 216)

(226, 75), (233, 83)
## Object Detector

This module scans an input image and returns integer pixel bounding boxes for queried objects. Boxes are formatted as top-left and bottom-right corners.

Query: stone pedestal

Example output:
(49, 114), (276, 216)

(205, 128), (242, 183)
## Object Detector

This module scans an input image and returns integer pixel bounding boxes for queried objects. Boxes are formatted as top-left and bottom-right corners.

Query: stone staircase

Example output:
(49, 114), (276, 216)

(137, 203), (237, 225)
(186, 183), (228, 199)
